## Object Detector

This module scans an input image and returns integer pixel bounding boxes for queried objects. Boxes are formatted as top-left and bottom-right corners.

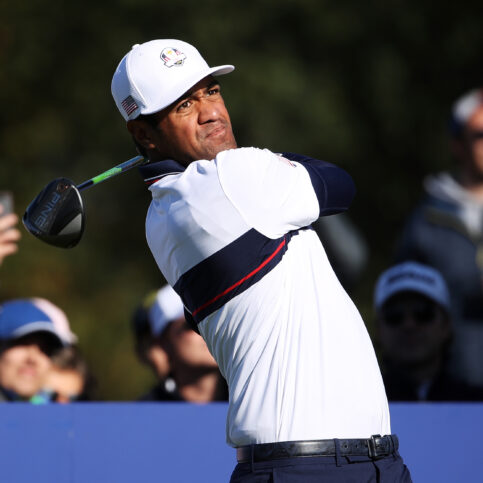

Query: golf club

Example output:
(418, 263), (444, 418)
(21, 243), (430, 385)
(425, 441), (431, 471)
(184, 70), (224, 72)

(22, 155), (147, 248)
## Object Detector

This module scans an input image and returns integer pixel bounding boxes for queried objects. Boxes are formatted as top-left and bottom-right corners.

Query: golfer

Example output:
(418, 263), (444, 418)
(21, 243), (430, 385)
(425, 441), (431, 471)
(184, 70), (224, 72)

(111, 39), (412, 482)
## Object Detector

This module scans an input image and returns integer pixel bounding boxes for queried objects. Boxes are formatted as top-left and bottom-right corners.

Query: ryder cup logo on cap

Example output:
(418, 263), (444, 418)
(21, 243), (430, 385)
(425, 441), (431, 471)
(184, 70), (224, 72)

(111, 39), (235, 121)
(374, 261), (450, 311)
(161, 47), (186, 67)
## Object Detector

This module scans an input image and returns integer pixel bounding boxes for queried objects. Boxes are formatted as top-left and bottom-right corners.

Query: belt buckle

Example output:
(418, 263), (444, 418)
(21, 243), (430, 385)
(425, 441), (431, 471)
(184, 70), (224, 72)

(368, 434), (382, 458)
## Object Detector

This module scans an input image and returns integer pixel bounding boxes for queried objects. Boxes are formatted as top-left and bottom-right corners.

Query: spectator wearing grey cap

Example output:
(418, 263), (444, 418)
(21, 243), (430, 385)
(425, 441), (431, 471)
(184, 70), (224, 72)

(131, 284), (227, 402)
(395, 88), (483, 387)
(373, 261), (483, 401)
(0, 298), (70, 403)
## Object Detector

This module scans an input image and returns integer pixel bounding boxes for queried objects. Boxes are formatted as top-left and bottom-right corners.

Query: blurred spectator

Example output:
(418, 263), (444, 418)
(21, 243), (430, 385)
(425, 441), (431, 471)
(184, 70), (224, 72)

(131, 285), (228, 402)
(313, 213), (368, 293)
(44, 345), (96, 402)
(395, 87), (483, 386)
(0, 207), (21, 267)
(0, 298), (68, 403)
(374, 261), (483, 401)
(32, 296), (78, 346)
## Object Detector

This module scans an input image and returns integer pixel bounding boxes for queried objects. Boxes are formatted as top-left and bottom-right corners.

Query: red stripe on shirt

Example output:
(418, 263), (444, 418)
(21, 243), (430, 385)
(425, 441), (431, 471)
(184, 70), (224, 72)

(192, 238), (286, 317)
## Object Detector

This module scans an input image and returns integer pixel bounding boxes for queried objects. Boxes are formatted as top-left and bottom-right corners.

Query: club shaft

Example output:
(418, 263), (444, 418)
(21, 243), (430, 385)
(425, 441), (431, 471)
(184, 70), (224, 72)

(76, 155), (147, 191)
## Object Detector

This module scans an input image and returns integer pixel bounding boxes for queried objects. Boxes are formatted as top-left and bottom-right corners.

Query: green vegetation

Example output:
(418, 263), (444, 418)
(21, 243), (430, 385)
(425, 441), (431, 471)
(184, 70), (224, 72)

(1, 0), (482, 399)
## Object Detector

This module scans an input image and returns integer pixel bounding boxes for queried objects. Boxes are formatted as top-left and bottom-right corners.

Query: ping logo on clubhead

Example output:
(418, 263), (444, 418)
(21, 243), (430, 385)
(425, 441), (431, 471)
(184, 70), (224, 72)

(34, 191), (62, 229)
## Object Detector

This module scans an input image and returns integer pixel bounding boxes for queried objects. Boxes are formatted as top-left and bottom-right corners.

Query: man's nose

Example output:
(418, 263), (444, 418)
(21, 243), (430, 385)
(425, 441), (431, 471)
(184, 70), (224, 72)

(197, 99), (220, 124)
(25, 345), (43, 363)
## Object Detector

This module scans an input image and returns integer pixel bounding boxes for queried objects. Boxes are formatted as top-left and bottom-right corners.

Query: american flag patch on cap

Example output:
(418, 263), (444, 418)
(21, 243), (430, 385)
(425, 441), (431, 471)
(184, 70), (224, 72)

(121, 95), (139, 116)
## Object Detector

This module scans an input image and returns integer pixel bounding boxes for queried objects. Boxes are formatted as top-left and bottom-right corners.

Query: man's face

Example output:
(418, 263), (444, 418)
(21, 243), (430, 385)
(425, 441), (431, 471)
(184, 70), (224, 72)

(164, 317), (218, 370)
(463, 106), (483, 179)
(136, 76), (237, 166)
(376, 292), (450, 368)
(0, 333), (57, 398)
(45, 368), (84, 403)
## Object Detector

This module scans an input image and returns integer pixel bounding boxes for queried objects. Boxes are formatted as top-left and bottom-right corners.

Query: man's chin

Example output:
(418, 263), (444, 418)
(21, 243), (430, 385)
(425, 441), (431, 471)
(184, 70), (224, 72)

(201, 139), (237, 160)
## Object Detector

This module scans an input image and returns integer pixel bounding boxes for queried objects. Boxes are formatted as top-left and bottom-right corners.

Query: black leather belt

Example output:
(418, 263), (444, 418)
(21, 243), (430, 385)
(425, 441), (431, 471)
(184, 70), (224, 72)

(236, 434), (398, 463)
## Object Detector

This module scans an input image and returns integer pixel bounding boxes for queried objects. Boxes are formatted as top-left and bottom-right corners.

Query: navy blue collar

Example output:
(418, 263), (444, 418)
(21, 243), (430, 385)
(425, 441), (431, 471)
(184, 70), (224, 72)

(138, 159), (186, 186)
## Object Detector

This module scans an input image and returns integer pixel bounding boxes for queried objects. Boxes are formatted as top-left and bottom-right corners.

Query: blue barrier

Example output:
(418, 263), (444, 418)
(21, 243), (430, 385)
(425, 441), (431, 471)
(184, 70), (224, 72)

(0, 403), (481, 482)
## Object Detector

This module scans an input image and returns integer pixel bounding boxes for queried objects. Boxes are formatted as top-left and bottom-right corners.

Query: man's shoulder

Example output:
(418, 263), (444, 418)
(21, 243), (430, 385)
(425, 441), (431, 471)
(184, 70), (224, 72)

(214, 147), (277, 164)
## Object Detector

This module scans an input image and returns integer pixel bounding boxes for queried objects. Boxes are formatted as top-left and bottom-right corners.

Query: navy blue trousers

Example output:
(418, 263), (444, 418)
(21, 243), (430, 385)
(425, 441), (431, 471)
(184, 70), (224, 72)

(230, 452), (412, 482)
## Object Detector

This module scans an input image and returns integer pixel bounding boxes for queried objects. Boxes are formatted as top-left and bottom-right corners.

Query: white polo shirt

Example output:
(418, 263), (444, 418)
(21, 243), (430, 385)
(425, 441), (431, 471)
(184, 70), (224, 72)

(144, 147), (390, 447)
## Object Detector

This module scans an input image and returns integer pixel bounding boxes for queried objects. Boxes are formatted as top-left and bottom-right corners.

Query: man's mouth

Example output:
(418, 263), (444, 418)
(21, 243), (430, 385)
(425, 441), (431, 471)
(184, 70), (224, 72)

(19, 367), (38, 378)
(205, 123), (227, 139)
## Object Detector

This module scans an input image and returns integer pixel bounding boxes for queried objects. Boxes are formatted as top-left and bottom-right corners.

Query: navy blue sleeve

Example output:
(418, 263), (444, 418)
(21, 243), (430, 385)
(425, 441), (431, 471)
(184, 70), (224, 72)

(184, 307), (200, 334)
(281, 152), (356, 217)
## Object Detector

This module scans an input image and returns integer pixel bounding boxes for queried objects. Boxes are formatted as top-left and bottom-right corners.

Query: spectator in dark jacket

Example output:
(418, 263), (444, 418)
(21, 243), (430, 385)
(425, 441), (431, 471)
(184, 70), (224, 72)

(395, 88), (483, 387)
(373, 261), (483, 401)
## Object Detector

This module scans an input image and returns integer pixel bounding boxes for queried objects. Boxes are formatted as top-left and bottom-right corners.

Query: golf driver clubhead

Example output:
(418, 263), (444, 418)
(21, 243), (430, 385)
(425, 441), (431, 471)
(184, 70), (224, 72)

(23, 178), (85, 248)
(23, 155), (147, 248)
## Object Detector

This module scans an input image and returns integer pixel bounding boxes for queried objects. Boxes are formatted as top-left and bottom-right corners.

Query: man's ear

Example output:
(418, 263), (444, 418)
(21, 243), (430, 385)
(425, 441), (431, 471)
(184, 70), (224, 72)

(127, 120), (156, 151)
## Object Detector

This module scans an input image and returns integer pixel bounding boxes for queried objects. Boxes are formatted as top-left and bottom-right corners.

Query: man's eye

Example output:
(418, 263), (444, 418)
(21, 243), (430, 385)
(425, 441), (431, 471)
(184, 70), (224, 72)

(208, 87), (220, 96)
(177, 100), (191, 111)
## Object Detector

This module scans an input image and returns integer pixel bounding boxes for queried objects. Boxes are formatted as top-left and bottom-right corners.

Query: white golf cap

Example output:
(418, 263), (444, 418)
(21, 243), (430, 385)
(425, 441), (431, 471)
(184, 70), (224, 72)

(111, 39), (234, 121)
(148, 285), (185, 337)
(374, 261), (451, 311)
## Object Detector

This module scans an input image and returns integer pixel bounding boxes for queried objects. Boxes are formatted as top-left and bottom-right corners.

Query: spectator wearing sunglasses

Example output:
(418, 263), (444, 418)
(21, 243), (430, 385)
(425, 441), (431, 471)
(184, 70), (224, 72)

(395, 88), (483, 388)
(374, 261), (483, 401)
(131, 284), (228, 402)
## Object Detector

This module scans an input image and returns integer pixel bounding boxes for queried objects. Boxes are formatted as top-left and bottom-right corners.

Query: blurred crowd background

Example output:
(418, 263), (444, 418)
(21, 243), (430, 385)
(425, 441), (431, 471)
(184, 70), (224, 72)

(1, 0), (483, 400)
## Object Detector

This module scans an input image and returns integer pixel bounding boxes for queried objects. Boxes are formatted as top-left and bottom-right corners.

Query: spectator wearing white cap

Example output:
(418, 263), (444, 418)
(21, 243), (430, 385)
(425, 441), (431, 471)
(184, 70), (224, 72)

(0, 298), (70, 403)
(374, 261), (483, 401)
(131, 284), (227, 402)
(395, 88), (483, 387)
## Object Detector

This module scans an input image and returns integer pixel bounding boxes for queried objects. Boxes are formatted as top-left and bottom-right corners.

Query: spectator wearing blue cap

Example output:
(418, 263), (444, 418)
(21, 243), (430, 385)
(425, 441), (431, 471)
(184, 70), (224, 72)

(131, 285), (227, 402)
(395, 88), (483, 387)
(374, 262), (483, 401)
(0, 298), (69, 403)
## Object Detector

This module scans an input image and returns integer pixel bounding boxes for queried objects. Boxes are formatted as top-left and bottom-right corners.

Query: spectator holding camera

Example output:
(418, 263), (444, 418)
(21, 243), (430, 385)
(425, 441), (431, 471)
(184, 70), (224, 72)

(0, 203), (21, 267)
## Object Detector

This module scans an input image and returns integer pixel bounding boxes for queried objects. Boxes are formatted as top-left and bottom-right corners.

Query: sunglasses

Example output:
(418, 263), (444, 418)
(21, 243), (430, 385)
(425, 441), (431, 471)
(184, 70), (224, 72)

(381, 303), (439, 327)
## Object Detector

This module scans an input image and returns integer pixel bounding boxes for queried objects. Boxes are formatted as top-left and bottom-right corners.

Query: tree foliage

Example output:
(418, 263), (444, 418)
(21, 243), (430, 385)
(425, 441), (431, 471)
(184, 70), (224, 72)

(1, 0), (483, 399)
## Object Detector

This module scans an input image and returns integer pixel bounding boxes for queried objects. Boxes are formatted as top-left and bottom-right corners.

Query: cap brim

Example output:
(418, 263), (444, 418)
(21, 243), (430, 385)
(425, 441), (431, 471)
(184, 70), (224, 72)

(141, 64), (235, 117)
(376, 284), (448, 311)
(12, 322), (66, 347)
